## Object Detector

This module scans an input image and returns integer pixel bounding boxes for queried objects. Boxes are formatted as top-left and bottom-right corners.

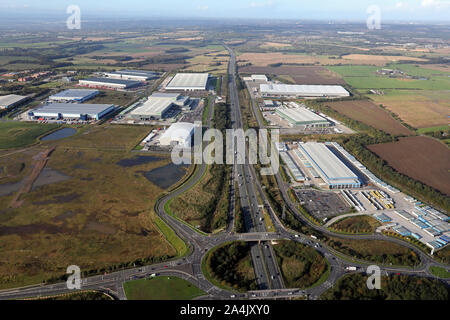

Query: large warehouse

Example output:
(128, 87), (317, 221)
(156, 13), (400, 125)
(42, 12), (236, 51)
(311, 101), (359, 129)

(79, 77), (142, 90)
(129, 93), (190, 120)
(29, 103), (115, 121)
(49, 89), (99, 103)
(104, 70), (159, 81)
(260, 84), (350, 98)
(276, 104), (330, 127)
(0, 94), (29, 110)
(159, 122), (197, 148)
(297, 142), (361, 189)
(166, 73), (209, 91)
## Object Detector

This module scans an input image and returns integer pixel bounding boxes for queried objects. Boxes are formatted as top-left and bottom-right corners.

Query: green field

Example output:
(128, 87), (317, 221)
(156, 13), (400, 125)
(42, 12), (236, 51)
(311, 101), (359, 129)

(328, 65), (450, 90)
(124, 276), (206, 300)
(0, 122), (59, 149)
(429, 266), (450, 279)
(388, 63), (450, 78)
(417, 125), (450, 134)
(153, 216), (188, 257)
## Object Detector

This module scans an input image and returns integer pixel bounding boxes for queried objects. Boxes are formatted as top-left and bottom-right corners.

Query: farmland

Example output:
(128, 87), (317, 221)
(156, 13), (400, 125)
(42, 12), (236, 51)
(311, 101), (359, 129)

(368, 136), (450, 196)
(239, 65), (345, 85)
(237, 52), (428, 68)
(324, 100), (412, 136)
(371, 89), (450, 128)
(328, 64), (450, 128)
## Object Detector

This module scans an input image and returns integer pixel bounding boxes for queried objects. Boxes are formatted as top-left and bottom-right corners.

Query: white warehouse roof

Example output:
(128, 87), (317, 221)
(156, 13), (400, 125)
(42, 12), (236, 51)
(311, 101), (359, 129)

(159, 122), (197, 148)
(298, 142), (360, 187)
(276, 105), (328, 125)
(260, 84), (349, 97)
(130, 96), (178, 118)
(251, 74), (268, 81)
(166, 73), (209, 90)
(31, 103), (114, 120)
(49, 89), (99, 102)
(0, 94), (28, 109)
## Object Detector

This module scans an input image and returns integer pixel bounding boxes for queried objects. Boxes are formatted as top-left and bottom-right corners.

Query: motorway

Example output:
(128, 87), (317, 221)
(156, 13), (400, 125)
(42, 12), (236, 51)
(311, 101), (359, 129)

(226, 44), (284, 291)
(0, 46), (449, 301)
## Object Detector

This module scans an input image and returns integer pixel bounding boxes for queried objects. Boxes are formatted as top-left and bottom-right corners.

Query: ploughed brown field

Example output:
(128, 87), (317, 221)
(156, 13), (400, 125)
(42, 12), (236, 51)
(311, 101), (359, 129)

(239, 65), (345, 85)
(368, 136), (450, 196)
(324, 100), (413, 136)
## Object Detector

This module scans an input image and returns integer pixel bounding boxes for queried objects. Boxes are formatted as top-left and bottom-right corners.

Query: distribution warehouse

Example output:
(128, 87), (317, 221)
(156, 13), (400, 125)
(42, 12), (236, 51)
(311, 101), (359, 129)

(296, 142), (361, 189)
(260, 84), (350, 98)
(129, 93), (191, 120)
(166, 73), (209, 91)
(49, 89), (99, 103)
(79, 77), (142, 90)
(276, 103), (330, 127)
(104, 70), (159, 81)
(0, 94), (29, 110)
(159, 122), (197, 148)
(28, 103), (115, 121)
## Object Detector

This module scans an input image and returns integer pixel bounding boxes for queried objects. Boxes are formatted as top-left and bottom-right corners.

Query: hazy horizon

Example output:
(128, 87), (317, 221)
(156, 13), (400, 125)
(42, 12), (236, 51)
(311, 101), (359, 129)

(0, 0), (449, 23)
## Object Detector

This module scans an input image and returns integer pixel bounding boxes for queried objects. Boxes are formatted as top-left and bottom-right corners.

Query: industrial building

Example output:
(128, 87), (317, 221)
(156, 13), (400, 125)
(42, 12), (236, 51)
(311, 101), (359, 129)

(297, 142), (361, 189)
(251, 74), (268, 82)
(0, 94), (29, 110)
(166, 73), (209, 91)
(104, 70), (159, 81)
(129, 93), (191, 120)
(276, 103), (330, 127)
(49, 89), (99, 103)
(29, 103), (115, 121)
(260, 84), (350, 98)
(159, 122), (197, 148)
(79, 77), (142, 90)
(280, 151), (305, 182)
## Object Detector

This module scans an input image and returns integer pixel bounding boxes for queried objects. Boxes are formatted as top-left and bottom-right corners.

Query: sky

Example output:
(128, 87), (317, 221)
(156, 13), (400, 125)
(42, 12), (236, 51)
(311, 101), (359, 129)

(0, 0), (449, 22)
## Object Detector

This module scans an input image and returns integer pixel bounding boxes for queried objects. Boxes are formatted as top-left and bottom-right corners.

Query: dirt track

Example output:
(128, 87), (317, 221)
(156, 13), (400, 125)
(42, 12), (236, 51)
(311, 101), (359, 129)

(10, 147), (55, 208)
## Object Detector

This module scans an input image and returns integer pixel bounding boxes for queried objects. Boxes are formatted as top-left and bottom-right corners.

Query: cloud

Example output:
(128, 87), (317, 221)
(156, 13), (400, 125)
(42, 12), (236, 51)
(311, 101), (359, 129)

(196, 5), (209, 11)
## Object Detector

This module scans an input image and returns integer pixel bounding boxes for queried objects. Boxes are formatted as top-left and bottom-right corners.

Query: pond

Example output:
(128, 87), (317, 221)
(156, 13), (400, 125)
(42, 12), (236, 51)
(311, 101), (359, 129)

(144, 163), (189, 189)
(41, 128), (77, 141)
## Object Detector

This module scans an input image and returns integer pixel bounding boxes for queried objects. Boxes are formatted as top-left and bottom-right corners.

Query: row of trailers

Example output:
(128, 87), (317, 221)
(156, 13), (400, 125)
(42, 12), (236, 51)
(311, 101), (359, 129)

(341, 189), (395, 212)
(360, 190), (395, 210)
